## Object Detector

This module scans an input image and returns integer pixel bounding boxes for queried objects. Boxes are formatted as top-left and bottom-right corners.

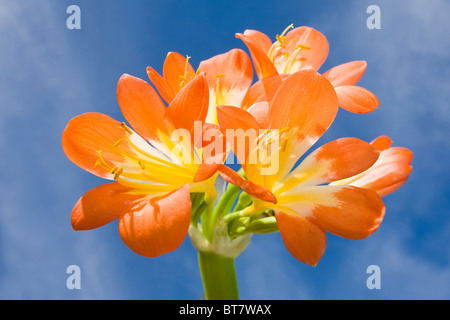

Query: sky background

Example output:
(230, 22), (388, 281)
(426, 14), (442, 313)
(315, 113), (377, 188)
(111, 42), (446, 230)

(0, 0), (449, 300)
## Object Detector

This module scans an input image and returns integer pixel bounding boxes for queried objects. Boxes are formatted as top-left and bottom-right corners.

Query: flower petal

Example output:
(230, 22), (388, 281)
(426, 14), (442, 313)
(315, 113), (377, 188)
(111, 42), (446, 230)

(241, 74), (286, 111)
(146, 65), (175, 104)
(349, 147), (413, 197)
(62, 112), (131, 179)
(71, 182), (145, 230)
(118, 185), (191, 257)
(275, 211), (326, 266)
(165, 73), (209, 135)
(241, 29), (273, 53)
(335, 85), (380, 114)
(163, 52), (195, 97)
(322, 61), (367, 87)
(277, 185), (385, 240)
(236, 32), (279, 80)
(246, 102), (269, 128)
(282, 137), (380, 189)
(277, 26), (329, 73)
(370, 136), (393, 151)
(268, 70), (339, 139)
(199, 49), (253, 96)
(117, 74), (167, 142)
(198, 49), (253, 124)
(216, 105), (261, 168)
(218, 165), (277, 203)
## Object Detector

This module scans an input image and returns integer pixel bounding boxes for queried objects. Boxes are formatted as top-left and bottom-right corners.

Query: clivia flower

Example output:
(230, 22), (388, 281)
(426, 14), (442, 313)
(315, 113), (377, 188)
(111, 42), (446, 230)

(217, 70), (386, 266)
(62, 24), (412, 300)
(146, 49), (255, 125)
(236, 25), (380, 113)
(62, 72), (225, 258)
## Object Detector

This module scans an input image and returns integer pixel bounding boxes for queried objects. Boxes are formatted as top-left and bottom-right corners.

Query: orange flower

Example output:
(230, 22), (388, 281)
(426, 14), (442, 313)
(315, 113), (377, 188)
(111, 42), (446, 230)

(217, 70), (386, 266)
(236, 25), (379, 113)
(62, 73), (223, 257)
(146, 49), (254, 124)
(332, 136), (413, 197)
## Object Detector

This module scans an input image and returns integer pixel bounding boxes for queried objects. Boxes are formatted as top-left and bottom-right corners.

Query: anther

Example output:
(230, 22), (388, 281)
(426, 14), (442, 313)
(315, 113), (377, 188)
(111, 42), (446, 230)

(121, 122), (133, 135)
(113, 167), (123, 180)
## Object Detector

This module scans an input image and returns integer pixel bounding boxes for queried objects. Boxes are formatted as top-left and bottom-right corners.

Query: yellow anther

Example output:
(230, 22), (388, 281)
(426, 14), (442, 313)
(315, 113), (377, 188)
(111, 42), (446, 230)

(214, 73), (226, 78)
(113, 167), (123, 180)
(280, 137), (288, 152)
(278, 126), (290, 134)
(121, 122), (133, 135)
(138, 160), (146, 170)
(295, 44), (310, 50)
(110, 166), (118, 174)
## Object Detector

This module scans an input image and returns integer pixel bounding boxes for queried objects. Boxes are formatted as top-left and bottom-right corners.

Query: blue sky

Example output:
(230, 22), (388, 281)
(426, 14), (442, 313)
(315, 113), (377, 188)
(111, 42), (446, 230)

(0, 0), (449, 299)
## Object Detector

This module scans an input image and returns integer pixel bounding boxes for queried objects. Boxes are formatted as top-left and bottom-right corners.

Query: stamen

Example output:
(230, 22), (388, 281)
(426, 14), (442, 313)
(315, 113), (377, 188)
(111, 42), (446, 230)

(113, 167), (123, 180)
(113, 138), (125, 147)
(295, 44), (310, 50)
(179, 55), (192, 90)
(267, 24), (294, 61)
(121, 122), (133, 135)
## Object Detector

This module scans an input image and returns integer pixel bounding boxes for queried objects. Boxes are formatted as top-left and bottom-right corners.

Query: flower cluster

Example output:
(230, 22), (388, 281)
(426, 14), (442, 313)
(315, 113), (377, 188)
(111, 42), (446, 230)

(62, 25), (412, 267)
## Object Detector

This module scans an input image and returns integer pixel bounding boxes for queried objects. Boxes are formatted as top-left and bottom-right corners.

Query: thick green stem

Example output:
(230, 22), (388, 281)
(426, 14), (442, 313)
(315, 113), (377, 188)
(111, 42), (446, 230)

(198, 251), (239, 300)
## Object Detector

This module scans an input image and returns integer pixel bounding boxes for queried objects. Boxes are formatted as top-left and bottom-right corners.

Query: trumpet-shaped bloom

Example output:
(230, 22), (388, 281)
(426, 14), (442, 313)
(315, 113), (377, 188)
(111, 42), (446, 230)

(217, 70), (386, 266)
(332, 136), (413, 197)
(146, 49), (254, 124)
(236, 25), (379, 113)
(62, 73), (222, 257)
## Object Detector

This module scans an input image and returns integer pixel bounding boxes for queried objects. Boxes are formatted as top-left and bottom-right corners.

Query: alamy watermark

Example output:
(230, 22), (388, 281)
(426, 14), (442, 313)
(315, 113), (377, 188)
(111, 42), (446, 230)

(66, 265), (81, 290)
(367, 5), (381, 30)
(67, 5), (81, 30)
(366, 265), (381, 289)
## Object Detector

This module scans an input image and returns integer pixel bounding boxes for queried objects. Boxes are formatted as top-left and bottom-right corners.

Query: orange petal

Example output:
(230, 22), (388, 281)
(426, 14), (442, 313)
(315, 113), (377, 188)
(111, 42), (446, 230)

(117, 74), (167, 142)
(165, 73), (209, 135)
(370, 136), (393, 151)
(275, 211), (326, 266)
(146, 66), (175, 104)
(118, 185), (191, 257)
(322, 61), (367, 87)
(241, 74), (286, 110)
(350, 147), (413, 197)
(268, 70), (339, 137)
(194, 135), (228, 182)
(285, 138), (380, 187)
(236, 32), (279, 80)
(218, 165), (277, 203)
(335, 85), (380, 114)
(278, 185), (385, 240)
(199, 49), (253, 96)
(242, 29), (273, 53)
(163, 52), (195, 96)
(71, 182), (144, 230)
(278, 26), (329, 72)
(62, 112), (131, 179)
(216, 105), (261, 168)
(246, 102), (269, 128)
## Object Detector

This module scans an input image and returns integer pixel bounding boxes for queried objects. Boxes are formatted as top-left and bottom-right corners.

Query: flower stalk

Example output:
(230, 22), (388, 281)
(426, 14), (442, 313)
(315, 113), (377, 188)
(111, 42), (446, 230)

(198, 251), (239, 300)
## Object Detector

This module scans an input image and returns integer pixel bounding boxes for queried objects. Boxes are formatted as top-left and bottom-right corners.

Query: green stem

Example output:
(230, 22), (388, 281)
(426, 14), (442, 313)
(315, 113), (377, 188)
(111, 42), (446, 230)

(198, 251), (239, 300)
